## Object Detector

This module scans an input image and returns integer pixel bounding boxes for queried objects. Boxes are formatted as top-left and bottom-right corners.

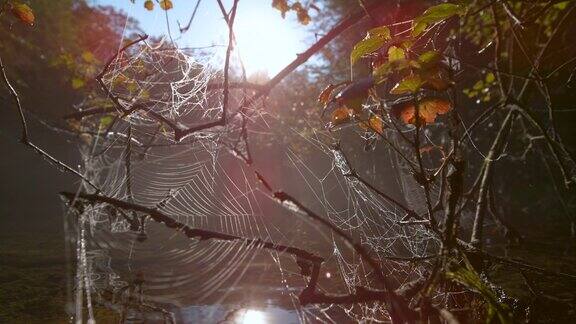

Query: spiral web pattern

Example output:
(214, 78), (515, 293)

(65, 23), (440, 324)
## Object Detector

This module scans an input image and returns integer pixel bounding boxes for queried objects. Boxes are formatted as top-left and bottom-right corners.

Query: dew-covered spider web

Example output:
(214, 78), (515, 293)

(63, 13), (444, 324)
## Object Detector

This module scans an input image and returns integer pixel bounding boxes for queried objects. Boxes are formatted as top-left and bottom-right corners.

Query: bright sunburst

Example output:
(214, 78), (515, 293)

(233, 7), (305, 75)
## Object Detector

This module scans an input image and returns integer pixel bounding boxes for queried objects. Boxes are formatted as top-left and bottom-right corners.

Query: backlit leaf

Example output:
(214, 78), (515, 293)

(272, 0), (290, 18)
(81, 51), (96, 63)
(553, 1), (569, 9)
(390, 97), (452, 125)
(412, 3), (464, 36)
(318, 84), (336, 105)
(367, 26), (391, 40)
(331, 107), (353, 126)
(373, 61), (395, 81)
(359, 115), (383, 134)
(350, 26), (393, 65)
(351, 37), (385, 65)
(159, 0), (173, 10)
(11, 3), (35, 26)
(99, 115), (115, 129)
(292, 2), (311, 25)
(416, 3), (464, 24)
(388, 46), (405, 61)
(390, 74), (424, 94)
(72, 77), (85, 89)
(373, 59), (416, 83)
(421, 67), (453, 91)
(412, 21), (427, 37)
(418, 50), (442, 68)
(485, 72), (495, 83)
(144, 0), (154, 11)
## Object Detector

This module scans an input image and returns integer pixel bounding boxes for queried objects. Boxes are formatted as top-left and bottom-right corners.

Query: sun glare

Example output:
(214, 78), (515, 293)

(233, 8), (305, 76)
(238, 309), (267, 324)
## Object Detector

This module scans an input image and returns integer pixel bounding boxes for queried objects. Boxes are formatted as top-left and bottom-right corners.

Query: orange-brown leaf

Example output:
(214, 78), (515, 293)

(272, 0), (290, 18)
(359, 115), (383, 134)
(292, 2), (311, 25)
(11, 3), (35, 26)
(331, 107), (352, 126)
(422, 67), (453, 91)
(391, 98), (452, 125)
(318, 84), (336, 105)
(159, 0), (173, 10)
(144, 0), (154, 10)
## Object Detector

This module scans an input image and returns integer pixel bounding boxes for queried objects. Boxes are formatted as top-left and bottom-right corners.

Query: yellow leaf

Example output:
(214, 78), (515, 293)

(144, 0), (154, 11)
(485, 72), (495, 83)
(81, 51), (95, 63)
(159, 0), (173, 10)
(11, 3), (35, 26)
(72, 78), (85, 89)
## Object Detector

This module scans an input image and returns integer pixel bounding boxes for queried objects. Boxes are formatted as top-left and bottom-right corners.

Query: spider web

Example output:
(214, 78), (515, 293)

(64, 14), (440, 324)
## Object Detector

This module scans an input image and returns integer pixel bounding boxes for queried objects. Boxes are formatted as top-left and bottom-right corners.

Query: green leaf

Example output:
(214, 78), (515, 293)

(373, 61), (394, 81)
(81, 51), (96, 63)
(373, 59), (413, 83)
(351, 37), (385, 65)
(473, 80), (484, 90)
(412, 21), (427, 37)
(553, 1), (569, 9)
(72, 77), (85, 89)
(418, 50), (442, 68)
(388, 46), (405, 61)
(485, 72), (495, 83)
(99, 115), (115, 129)
(367, 26), (391, 39)
(390, 74), (424, 94)
(412, 3), (465, 36)
(350, 26), (391, 65)
(417, 3), (465, 24)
